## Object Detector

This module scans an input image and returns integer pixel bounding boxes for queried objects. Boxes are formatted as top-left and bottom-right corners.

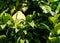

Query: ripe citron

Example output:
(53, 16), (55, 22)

(12, 11), (26, 24)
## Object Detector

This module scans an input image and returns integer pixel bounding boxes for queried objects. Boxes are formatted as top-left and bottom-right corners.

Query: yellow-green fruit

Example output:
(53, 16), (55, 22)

(12, 11), (26, 24)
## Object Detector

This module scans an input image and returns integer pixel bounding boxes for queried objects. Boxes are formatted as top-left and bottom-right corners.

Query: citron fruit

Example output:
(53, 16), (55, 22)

(12, 11), (26, 24)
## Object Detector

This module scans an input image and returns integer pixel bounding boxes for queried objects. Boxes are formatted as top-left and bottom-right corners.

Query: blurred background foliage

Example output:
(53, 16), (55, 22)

(0, 0), (60, 43)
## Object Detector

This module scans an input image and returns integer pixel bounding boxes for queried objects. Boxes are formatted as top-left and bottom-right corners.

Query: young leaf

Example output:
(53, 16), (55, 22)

(55, 4), (60, 13)
(54, 22), (60, 32)
(25, 39), (29, 43)
(40, 5), (51, 13)
(29, 21), (35, 28)
(48, 14), (60, 25)
(50, 0), (59, 2)
(20, 39), (25, 43)
(0, 24), (6, 29)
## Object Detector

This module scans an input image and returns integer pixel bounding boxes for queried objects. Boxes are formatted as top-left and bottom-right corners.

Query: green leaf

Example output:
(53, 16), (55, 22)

(16, 36), (21, 43)
(48, 14), (60, 25)
(0, 13), (12, 24)
(20, 39), (25, 43)
(40, 5), (51, 13)
(54, 22), (60, 32)
(23, 30), (27, 35)
(7, 20), (14, 27)
(0, 35), (8, 43)
(0, 35), (6, 39)
(25, 39), (29, 43)
(10, 6), (16, 14)
(40, 23), (51, 31)
(29, 21), (35, 28)
(1, 8), (9, 15)
(26, 15), (32, 22)
(49, 30), (57, 37)
(48, 37), (57, 43)
(0, 24), (6, 29)
(48, 37), (60, 43)
(17, 23), (26, 29)
(50, 0), (59, 2)
(55, 4), (60, 13)
(57, 29), (60, 35)
(0, 15), (3, 24)
(49, 17), (57, 25)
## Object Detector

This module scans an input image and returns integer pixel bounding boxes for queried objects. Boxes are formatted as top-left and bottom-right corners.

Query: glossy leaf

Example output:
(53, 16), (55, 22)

(40, 5), (51, 13)
(50, 0), (59, 2)
(54, 23), (60, 32)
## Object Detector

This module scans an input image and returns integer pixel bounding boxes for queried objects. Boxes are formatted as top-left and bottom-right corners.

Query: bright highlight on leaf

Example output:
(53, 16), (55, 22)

(50, 0), (59, 2)
(20, 39), (25, 43)
(54, 23), (60, 32)
(40, 6), (51, 13)
(57, 29), (60, 34)
(29, 21), (35, 28)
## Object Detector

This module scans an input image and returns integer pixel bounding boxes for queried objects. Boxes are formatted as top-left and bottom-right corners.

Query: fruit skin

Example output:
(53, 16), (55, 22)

(12, 11), (26, 20)
(12, 11), (26, 24)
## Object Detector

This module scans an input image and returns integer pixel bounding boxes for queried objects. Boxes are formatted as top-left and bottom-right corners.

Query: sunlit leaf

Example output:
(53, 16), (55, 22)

(57, 29), (60, 35)
(55, 4), (60, 13)
(16, 36), (21, 43)
(25, 39), (29, 43)
(17, 23), (25, 29)
(48, 37), (60, 43)
(0, 24), (6, 29)
(20, 39), (25, 43)
(23, 30), (27, 35)
(40, 5), (51, 13)
(48, 14), (60, 25)
(54, 22), (60, 32)
(50, 0), (59, 2)
(10, 6), (16, 14)
(49, 30), (57, 37)
(26, 15), (32, 22)
(29, 21), (35, 28)
(0, 35), (6, 38)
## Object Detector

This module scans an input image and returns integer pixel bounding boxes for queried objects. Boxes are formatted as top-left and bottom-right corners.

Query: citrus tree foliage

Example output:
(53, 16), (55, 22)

(0, 0), (60, 43)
